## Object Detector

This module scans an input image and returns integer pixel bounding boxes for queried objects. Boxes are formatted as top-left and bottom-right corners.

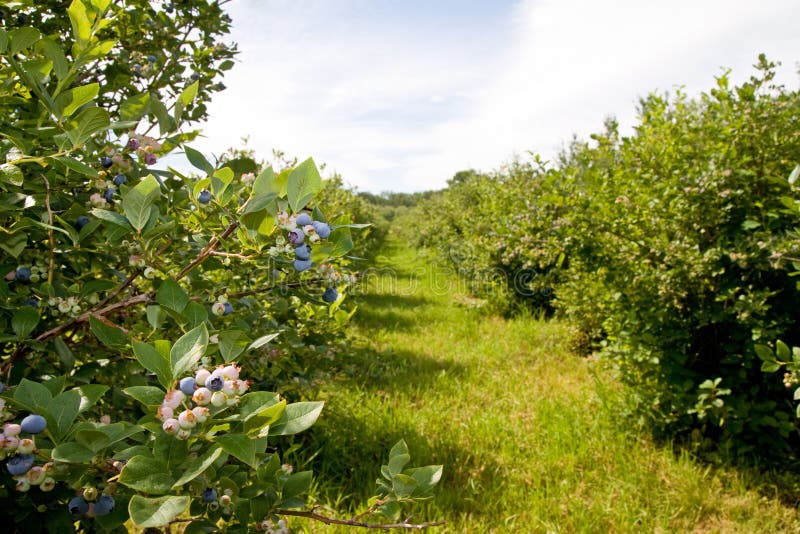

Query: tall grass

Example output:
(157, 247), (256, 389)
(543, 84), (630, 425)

(283, 240), (800, 533)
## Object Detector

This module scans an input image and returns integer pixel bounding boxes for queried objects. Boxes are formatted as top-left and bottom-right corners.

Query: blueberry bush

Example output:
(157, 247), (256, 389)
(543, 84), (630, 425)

(415, 57), (800, 464)
(0, 1), (440, 531)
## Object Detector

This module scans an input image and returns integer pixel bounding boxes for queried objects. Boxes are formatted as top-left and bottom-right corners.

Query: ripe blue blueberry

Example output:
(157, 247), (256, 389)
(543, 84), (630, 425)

(202, 487), (218, 503)
(0, 383), (4, 394)
(103, 188), (116, 202)
(100, 157), (113, 169)
(68, 496), (89, 517)
(294, 244), (311, 261)
(190, 72), (201, 81)
(179, 377), (196, 396)
(147, 55), (157, 63)
(223, 302), (233, 315)
(295, 212), (312, 226)
(7, 454), (34, 476)
(312, 221), (331, 239)
(16, 14), (27, 26)
(207, 376), (224, 392)
(15, 267), (31, 283)
(294, 258), (312, 272)
(93, 495), (115, 516)
(113, 173), (127, 186)
(20, 414), (47, 434)
(322, 287), (338, 303)
(24, 298), (38, 308)
(198, 190), (212, 204)
(288, 228), (304, 245)
(75, 215), (90, 230)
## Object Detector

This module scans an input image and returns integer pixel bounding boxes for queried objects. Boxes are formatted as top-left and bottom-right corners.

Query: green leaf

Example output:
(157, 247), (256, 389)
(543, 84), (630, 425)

(151, 96), (176, 135)
(183, 146), (214, 175)
(755, 344), (776, 362)
(156, 280), (189, 313)
(0, 163), (24, 186)
(174, 81), (199, 123)
(406, 464), (443, 492)
(243, 399), (285, 438)
(172, 446), (223, 488)
(777, 340), (791, 361)
(119, 92), (151, 122)
(129, 495), (190, 528)
(123, 386), (166, 406)
(120, 456), (175, 494)
(67, 0), (92, 47)
(211, 167), (234, 198)
(761, 360), (781, 373)
(123, 174), (161, 232)
(89, 208), (133, 229)
(171, 324), (208, 380)
(247, 333), (279, 351)
(45, 390), (81, 439)
(788, 165), (800, 185)
(54, 83), (99, 119)
(132, 341), (172, 390)
(75, 429), (111, 453)
(282, 471), (312, 500)
(51, 442), (95, 463)
(66, 106), (110, 147)
(218, 330), (251, 362)
(391, 473), (419, 498)
(77, 384), (109, 412)
(89, 316), (128, 349)
(287, 158), (322, 212)
(242, 192), (278, 215)
(237, 391), (281, 420)
(10, 27), (42, 53)
(252, 166), (277, 196)
(53, 155), (99, 177)
(12, 307), (39, 338)
(269, 401), (323, 436)
(216, 434), (258, 468)
(37, 37), (68, 80)
(13, 378), (53, 412)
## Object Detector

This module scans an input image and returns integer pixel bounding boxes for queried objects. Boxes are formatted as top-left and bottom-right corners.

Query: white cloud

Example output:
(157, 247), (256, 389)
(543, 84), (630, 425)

(192, 0), (800, 192)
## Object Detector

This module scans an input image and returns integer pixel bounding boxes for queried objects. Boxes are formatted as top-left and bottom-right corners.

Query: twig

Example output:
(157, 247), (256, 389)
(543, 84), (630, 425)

(174, 220), (239, 280)
(274, 509), (445, 530)
(42, 174), (55, 284)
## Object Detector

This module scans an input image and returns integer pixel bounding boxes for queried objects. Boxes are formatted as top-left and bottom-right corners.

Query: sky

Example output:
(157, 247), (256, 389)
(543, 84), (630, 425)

(181, 0), (800, 193)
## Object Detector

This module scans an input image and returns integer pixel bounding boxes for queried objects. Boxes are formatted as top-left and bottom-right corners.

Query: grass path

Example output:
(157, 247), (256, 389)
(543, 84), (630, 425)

(290, 239), (800, 533)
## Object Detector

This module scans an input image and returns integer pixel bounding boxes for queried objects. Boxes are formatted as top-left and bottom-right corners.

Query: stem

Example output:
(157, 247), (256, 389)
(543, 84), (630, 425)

(42, 174), (55, 284)
(174, 220), (239, 280)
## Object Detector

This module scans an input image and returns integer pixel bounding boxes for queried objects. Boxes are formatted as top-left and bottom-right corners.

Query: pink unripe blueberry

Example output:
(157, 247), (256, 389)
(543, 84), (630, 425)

(222, 380), (236, 396)
(163, 390), (185, 409)
(178, 409), (197, 429)
(221, 364), (240, 380)
(157, 405), (174, 421)
(176, 429), (191, 440)
(17, 438), (35, 454)
(191, 406), (210, 423)
(195, 368), (211, 384)
(212, 302), (226, 316)
(4, 436), (19, 451)
(210, 391), (226, 407)
(162, 418), (179, 434)
(3, 423), (21, 437)
(192, 387), (212, 406)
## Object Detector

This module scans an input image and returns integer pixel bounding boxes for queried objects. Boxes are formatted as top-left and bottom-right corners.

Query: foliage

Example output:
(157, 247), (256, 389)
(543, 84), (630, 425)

(413, 56), (800, 463)
(0, 2), (439, 531)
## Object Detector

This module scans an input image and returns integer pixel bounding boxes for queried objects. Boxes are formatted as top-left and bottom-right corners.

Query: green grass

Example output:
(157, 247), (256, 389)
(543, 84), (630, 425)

(285, 239), (800, 533)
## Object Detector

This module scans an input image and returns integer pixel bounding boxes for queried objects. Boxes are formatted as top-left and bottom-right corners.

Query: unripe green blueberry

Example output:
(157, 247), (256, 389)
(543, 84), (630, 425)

(83, 486), (98, 501)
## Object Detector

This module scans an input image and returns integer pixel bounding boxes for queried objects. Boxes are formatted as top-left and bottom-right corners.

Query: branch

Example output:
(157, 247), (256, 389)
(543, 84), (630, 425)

(41, 174), (55, 284)
(274, 509), (445, 530)
(175, 221), (239, 280)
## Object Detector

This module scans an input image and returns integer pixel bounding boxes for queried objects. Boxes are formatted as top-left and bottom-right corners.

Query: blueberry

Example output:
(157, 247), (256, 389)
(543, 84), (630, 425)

(312, 221), (331, 239)
(166, 4), (174, 13)
(7, 454), (34, 476)
(179, 377), (196, 396)
(100, 157), (113, 169)
(215, 83), (226, 91)
(223, 302), (233, 315)
(206, 376), (223, 392)
(294, 244), (311, 261)
(146, 55), (156, 63)
(15, 267), (31, 283)
(0, 383), (4, 394)
(190, 73), (201, 81)
(20, 414), (47, 434)
(103, 188), (116, 202)
(68, 496), (89, 517)
(294, 258), (312, 272)
(322, 287), (338, 303)
(24, 298), (38, 307)
(93, 495), (115, 516)
(75, 215), (91, 230)
(295, 213), (312, 226)
(198, 190), (211, 204)
(202, 487), (217, 503)
(113, 173), (126, 186)
(16, 14), (27, 26)
(288, 228), (304, 245)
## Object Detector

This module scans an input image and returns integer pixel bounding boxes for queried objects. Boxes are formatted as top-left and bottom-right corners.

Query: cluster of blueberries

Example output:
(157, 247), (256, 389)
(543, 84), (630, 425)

(158, 364), (248, 440)
(284, 212), (339, 303)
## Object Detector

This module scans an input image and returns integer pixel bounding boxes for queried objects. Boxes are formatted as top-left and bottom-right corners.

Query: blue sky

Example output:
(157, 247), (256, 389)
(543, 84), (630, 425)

(185, 0), (800, 192)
